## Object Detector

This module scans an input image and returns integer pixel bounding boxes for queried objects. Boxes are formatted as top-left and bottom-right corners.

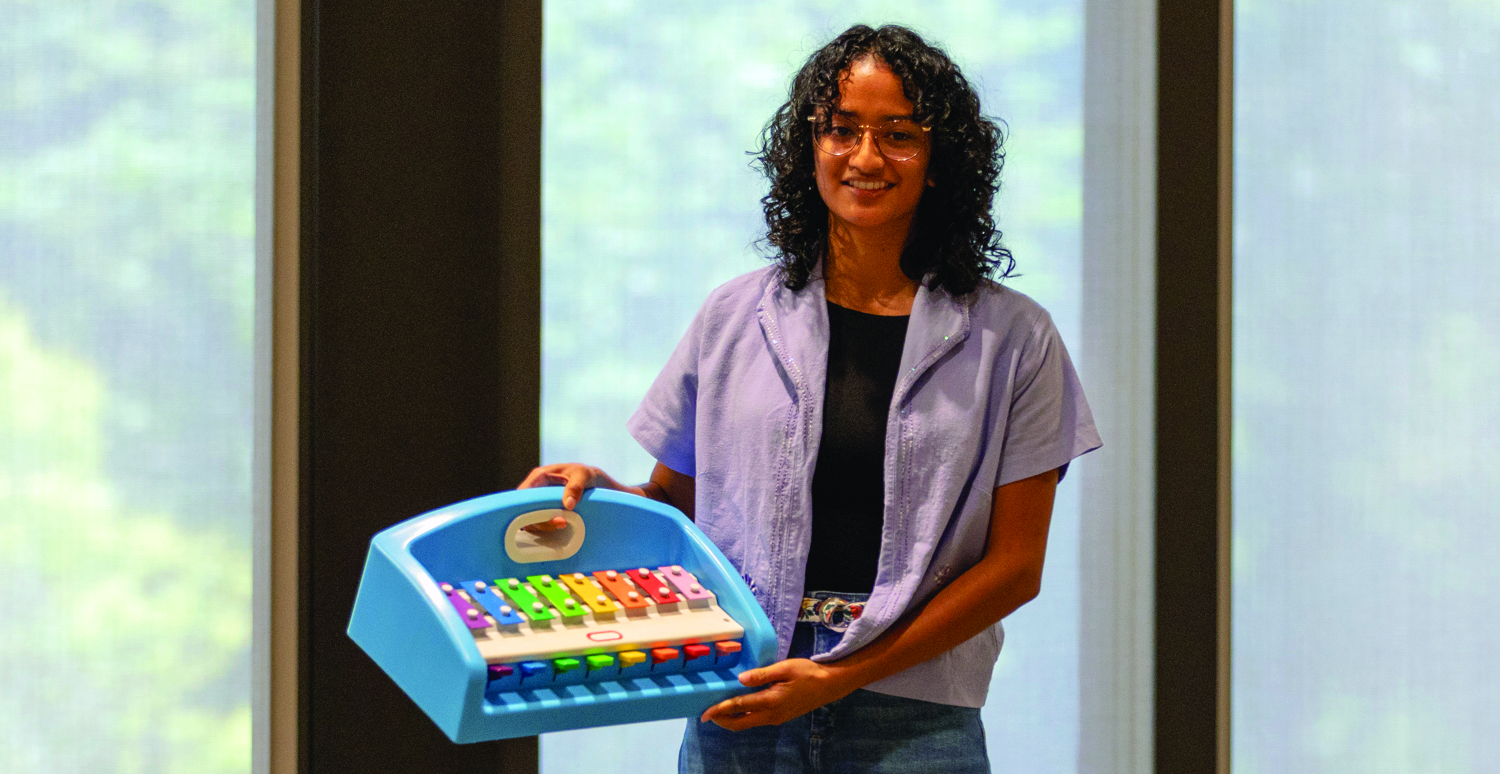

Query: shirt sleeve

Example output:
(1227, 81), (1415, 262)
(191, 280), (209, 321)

(995, 310), (1102, 488)
(626, 307), (703, 477)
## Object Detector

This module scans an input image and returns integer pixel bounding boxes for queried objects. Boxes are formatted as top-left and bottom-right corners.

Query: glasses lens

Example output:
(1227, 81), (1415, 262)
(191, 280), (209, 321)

(813, 118), (928, 159)
(815, 118), (860, 155)
(877, 121), (926, 161)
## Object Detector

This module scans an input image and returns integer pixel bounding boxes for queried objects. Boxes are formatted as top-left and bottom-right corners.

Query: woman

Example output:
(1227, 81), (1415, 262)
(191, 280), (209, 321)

(521, 24), (1100, 773)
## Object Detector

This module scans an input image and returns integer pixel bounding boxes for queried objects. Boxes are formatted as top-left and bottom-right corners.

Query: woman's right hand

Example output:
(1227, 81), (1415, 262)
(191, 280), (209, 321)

(518, 463), (629, 512)
(518, 461), (696, 525)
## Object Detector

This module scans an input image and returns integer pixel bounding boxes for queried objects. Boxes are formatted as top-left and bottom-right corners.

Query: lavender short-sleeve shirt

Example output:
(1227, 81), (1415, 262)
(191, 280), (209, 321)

(628, 266), (1100, 707)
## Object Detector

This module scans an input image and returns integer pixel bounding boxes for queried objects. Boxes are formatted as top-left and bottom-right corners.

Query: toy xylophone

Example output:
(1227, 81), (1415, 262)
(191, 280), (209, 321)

(347, 486), (776, 743)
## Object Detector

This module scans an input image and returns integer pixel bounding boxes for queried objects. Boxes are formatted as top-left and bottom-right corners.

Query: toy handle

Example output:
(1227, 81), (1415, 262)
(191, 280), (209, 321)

(503, 509), (586, 563)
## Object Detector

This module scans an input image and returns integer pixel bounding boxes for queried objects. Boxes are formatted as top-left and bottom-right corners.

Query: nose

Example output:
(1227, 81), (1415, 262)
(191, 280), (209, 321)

(848, 128), (886, 173)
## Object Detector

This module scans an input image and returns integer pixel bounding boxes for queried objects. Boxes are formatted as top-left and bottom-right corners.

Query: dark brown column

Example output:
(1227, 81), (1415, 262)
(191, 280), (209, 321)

(1156, 0), (1233, 772)
(299, 1), (542, 771)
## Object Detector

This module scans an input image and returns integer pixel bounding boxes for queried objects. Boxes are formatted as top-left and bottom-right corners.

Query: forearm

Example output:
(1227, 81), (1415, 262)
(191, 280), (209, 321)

(822, 469), (1058, 693)
(571, 474), (671, 508)
(698, 549), (1044, 730)
(822, 555), (1040, 692)
(639, 462), (696, 520)
(700, 465), (1057, 732)
(634, 480), (667, 502)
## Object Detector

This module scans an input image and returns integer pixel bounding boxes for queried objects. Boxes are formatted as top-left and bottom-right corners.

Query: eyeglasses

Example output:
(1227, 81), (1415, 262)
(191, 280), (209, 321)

(809, 116), (931, 162)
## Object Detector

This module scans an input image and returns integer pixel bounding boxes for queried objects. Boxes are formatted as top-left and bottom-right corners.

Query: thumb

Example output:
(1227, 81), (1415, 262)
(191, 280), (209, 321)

(737, 662), (789, 688)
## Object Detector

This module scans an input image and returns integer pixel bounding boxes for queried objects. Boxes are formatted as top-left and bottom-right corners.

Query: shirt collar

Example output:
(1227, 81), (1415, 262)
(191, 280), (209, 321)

(757, 267), (971, 402)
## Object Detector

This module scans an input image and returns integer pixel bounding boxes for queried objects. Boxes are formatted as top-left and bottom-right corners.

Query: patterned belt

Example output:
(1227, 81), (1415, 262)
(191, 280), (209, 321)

(798, 596), (865, 633)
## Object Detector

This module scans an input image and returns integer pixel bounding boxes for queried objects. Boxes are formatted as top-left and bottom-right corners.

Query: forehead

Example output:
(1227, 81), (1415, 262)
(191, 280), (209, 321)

(832, 57), (915, 120)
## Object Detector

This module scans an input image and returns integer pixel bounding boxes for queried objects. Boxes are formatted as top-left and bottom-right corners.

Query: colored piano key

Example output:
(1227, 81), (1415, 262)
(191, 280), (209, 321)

(518, 660), (553, 688)
(682, 643), (715, 671)
(580, 653), (619, 681)
(445, 589), (491, 630)
(528, 574), (588, 618)
(462, 580), (527, 626)
(658, 565), (715, 602)
(628, 567), (681, 605)
(617, 649), (650, 677)
(486, 663), (521, 691)
(650, 647), (683, 672)
(714, 640), (742, 667)
(593, 570), (650, 609)
(495, 578), (556, 622)
(561, 572), (620, 613)
(552, 657), (586, 686)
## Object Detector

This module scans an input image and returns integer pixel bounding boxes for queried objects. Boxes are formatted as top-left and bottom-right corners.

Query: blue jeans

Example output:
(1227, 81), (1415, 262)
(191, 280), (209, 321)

(679, 594), (990, 774)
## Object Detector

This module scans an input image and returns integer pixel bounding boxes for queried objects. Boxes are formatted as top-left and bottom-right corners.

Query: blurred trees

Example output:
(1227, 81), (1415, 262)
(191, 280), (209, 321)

(1233, 1), (1500, 772)
(0, 0), (254, 771)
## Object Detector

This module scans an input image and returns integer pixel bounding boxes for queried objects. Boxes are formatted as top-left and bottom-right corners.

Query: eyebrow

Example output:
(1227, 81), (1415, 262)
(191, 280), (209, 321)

(833, 108), (919, 122)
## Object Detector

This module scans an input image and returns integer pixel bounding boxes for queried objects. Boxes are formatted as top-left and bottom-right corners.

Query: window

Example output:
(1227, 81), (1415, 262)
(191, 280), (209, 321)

(0, 1), (258, 770)
(1233, 2), (1500, 770)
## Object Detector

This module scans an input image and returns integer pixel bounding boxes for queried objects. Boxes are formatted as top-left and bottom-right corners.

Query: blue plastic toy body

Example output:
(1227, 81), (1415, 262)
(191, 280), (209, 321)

(347, 486), (777, 743)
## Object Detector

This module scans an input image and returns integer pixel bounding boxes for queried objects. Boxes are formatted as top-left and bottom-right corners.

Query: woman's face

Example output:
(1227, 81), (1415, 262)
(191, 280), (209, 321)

(814, 57), (932, 238)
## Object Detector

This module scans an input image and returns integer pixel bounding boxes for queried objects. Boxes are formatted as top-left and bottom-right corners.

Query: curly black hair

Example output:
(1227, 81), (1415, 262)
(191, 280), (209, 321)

(755, 24), (1013, 297)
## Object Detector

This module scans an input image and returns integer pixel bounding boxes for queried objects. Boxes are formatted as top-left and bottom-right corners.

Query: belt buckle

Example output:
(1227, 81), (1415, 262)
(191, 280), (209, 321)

(814, 596), (863, 633)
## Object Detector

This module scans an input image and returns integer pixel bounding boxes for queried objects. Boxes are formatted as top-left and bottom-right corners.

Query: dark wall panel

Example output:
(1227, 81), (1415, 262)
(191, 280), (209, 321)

(300, 1), (540, 772)
(1156, 0), (1231, 772)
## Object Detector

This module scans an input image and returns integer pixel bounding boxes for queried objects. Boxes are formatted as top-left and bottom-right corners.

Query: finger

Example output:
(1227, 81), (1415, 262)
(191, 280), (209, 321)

(700, 696), (751, 723)
(522, 515), (570, 534)
(711, 709), (773, 732)
(561, 467), (593, 510)
(700, 687), (782, 729)
(518, 466), (565, 489)
(736, 667), (772, 687)
(737, 661), (796, 688)
(699, 701), (726, 723)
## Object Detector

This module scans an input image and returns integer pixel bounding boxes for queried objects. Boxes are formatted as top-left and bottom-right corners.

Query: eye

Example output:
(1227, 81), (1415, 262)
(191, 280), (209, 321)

(827, 124), (857, 138)
(882, 122), (925, 143)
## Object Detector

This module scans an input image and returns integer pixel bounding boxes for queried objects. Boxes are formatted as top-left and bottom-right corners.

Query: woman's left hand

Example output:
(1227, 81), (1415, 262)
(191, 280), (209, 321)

(698, 658), (858, 731)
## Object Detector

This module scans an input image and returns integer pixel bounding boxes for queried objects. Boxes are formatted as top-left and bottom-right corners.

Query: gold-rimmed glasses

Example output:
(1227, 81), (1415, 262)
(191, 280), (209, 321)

(809, 116), (931, 161)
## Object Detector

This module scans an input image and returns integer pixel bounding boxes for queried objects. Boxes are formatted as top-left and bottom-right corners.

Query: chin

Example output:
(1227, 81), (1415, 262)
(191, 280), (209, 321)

(834, 209), (915, 231)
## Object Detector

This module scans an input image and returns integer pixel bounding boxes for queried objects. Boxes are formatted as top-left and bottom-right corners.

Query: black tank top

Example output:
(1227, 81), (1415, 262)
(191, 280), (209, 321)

(803, 300), (910, 594)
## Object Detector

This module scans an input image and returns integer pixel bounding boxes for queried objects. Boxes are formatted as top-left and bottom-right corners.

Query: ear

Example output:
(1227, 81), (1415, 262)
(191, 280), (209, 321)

(926, 176), (937, 188)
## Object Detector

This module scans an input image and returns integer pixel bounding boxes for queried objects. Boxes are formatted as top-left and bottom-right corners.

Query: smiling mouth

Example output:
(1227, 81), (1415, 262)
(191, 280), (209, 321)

(845, 180), (893, 191)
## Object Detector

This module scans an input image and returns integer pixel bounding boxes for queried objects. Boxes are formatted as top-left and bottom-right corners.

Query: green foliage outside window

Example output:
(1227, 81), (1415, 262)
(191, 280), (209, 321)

(1, 0), (254, 771)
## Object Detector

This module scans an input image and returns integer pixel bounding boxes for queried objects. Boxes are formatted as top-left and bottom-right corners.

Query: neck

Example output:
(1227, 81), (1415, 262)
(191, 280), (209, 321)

(823, 215), (919, 315)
